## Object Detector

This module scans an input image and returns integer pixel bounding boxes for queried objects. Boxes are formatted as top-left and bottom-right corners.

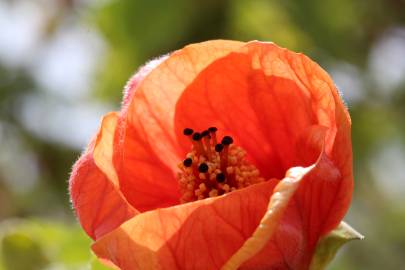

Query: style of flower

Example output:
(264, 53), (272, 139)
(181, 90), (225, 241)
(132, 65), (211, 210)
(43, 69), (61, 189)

(69, 40), (353, 270)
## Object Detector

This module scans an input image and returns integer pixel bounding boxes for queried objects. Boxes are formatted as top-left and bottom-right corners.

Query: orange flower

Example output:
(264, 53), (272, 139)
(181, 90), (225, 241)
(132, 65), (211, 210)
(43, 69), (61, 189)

(69, 40), (353, 270)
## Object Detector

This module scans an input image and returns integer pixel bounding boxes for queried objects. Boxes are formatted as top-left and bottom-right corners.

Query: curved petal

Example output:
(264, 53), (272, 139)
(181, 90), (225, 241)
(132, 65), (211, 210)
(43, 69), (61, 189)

(225, 126), (348, 270)
(223, 165), (312, 270)
(69, 113), (137, 240)
(92, 179), (279, 270)
(93, 112), (121, 186)
(174, 41), (350, 181)
(237, 152), (345, 270)
(114, 40), (246, 212)
(301, 61), (353, 235)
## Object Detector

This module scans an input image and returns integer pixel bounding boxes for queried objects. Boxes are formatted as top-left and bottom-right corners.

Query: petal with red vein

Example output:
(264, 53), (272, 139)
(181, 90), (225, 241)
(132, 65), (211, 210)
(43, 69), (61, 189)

(174, 42), (342, 180)
(224, 166), (311, 270)
(92, 179), (278, 270)
(114, 40), (246, 212)
(240, 152), (345, 270)
(229, 127), (347, 270)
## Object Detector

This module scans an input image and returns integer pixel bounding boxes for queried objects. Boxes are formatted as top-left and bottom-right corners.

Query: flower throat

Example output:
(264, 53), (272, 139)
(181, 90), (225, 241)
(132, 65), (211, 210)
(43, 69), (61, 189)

(177, 127), (264, 203)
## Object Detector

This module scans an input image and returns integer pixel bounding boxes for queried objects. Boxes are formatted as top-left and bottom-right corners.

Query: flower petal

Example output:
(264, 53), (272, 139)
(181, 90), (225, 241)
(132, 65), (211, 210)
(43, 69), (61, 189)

(93, 112), (121, 186)
(238, 152), (345, 270)
(114, 40), (246, 211)
(91, 179), (279, 270)
(223, 165), (312, 270)
(174, 41), (350, 181)
(69, 112), (137, 240)
(225, 126), (349, 270)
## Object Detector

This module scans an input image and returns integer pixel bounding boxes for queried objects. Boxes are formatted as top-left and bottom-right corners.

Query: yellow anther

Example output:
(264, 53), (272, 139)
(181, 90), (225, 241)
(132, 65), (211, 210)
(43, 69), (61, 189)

(209, 189), (218, 197)
(222, 184), (230, 192)
(178, 130), (265, 203)
(199, 183), (207, 192)
(229, 156), (237, 165)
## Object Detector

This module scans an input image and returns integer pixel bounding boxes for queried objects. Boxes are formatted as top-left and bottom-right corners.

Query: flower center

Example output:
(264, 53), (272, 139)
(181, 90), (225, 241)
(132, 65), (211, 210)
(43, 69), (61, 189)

(177, 127), (265, 203)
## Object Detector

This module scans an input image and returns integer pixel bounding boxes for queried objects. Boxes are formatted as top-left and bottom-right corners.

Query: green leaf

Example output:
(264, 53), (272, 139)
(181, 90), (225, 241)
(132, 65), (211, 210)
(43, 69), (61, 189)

(309, 221), (364, 270)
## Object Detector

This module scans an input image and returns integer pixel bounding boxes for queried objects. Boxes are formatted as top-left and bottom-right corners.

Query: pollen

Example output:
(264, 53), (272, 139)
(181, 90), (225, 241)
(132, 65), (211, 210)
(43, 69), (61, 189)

(178, 127), (265, 203)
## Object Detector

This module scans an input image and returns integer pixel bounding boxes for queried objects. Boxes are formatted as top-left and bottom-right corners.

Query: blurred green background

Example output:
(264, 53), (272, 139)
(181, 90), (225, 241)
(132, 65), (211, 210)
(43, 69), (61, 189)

(1, 0), (405, 269)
